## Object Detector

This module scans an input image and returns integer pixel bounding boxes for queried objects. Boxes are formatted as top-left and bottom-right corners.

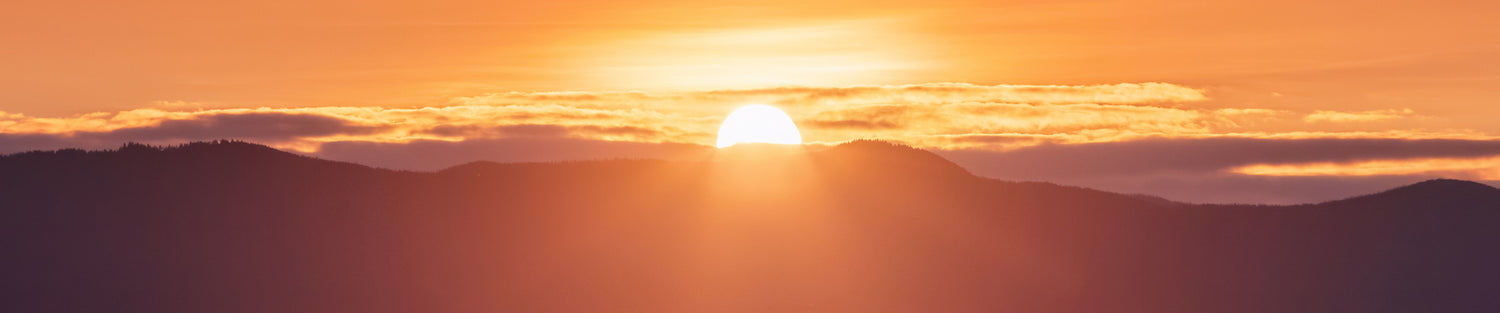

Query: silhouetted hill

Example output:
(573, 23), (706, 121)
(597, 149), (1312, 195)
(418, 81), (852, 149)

(1, 141), (1497, 313)
(812, 139), (973, 181)
(1324, 178), (1500, 207)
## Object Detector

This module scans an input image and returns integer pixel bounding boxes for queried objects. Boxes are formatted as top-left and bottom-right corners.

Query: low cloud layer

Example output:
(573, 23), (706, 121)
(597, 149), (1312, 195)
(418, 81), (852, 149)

(1, 82), (1493, 204)
(316, 138), (714, 172)
(0, 82), (1221, 154)
(0, 112), (386, 152)
(0, 82), (1461, 155)
(938, 138), (1500, 204)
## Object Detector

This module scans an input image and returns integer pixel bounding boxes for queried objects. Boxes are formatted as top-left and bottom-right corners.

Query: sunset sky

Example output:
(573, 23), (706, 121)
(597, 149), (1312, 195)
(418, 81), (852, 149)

(4, 0), (1499, 203)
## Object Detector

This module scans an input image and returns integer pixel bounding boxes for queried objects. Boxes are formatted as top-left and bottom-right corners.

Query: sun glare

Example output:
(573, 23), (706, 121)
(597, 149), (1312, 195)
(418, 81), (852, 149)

(716, 105), (803, 148)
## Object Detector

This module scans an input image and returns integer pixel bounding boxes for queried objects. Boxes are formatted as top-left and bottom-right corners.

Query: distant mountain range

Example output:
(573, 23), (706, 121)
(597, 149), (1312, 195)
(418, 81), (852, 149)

(2, 140), (1497, 312)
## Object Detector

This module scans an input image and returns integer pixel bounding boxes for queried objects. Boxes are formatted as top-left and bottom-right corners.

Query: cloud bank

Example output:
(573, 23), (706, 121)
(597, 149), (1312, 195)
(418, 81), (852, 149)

(938, 138), (1500, 204)
(1, 82), (1493, 203)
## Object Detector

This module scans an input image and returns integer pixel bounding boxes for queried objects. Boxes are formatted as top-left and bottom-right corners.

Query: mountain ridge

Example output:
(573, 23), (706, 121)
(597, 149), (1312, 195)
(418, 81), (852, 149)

(4, 140), (1490, 205)
(2, 140), (1498, 312)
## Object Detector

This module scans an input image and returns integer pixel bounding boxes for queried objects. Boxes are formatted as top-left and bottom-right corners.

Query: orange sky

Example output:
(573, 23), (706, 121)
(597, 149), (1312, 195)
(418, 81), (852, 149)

(3, 0), (1499, 203)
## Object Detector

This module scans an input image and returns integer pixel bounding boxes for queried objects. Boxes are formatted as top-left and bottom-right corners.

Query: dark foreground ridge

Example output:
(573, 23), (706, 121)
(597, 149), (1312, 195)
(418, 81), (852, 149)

(2, 141), (1498, 313)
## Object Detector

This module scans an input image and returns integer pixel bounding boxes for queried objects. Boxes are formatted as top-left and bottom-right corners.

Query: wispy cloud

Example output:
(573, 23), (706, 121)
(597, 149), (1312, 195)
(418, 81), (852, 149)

(1303, 109), (1414, 123)
(1233, 156), (1500, 180)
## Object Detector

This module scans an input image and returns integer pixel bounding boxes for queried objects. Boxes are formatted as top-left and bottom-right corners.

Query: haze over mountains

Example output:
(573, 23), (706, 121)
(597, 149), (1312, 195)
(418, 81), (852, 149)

(2, 141), (1498, 312)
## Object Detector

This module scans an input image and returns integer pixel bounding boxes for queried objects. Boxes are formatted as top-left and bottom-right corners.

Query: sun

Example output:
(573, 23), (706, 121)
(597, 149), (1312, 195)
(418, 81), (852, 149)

(716, 105), (803, 148)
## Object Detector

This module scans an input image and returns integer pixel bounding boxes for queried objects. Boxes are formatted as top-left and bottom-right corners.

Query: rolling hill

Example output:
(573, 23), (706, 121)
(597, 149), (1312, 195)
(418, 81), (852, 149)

(2, 140), (1497, 313)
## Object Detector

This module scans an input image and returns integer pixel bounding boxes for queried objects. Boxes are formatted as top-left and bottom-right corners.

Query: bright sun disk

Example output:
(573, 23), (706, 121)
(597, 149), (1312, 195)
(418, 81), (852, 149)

(716, 105), (802, 148)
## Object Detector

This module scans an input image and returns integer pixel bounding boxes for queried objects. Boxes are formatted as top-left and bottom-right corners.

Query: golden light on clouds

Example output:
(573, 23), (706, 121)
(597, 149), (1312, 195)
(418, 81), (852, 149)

(568, 18), (938, 89)
(0, 82), (1487, 157)
(1303, 109), (1415, 123)
(1233, 156), (1500, 180)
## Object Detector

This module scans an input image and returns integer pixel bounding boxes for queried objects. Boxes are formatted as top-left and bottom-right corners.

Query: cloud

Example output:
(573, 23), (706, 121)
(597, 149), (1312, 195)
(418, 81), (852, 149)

(692, 82), (1208, 107)
(0, 133), (84, 154)
(0, 112), (389, 154)
(451, 83), (1207, 112)
(148, 100), (203, 109)
(314, 138), (714, 172)
(800, 104), (917, 130)
(421, 124), (687, 142)
(801, 119), (906, 130)
(102, 112), (388, 143)
(0, 103), (717, 154)
(0, 82), (1214, 154)
(1, 82), (1496, 204)
(1303, 109), (1414, 123)
(796, 102), (1216, 149)
(0, 82), (1489, 162)
(1232, 156), (1500, 180)
(939, 137), (1500, 178)
(936, 137), (1500, 203)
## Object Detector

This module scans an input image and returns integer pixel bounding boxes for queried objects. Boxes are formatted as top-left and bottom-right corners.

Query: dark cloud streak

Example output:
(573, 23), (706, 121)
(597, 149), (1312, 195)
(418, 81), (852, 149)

(104, 113), (387, 142)
(314, 138), (714, 172)
(940, 138), (1500, 179)
(0, 112), (387, 154)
